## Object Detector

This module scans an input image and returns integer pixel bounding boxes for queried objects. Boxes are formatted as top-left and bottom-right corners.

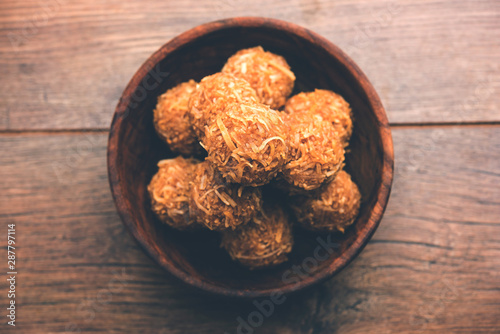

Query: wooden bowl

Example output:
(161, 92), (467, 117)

(107, 17), (394, 298)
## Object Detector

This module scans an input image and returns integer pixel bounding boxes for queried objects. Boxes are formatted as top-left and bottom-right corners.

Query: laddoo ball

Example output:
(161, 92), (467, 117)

(153, 80), (201, 156)
(281, 112), (345, 193)
(285, 89), (353, 143)
(221, 202), (293, 269)
(189, 161), (262, 231)
(147, 157), (199, 230)
(291, 170), (361, 233)
(222, 46), (295, 109)
(202, 101), (288, 186)
(188, 72), (258, 138)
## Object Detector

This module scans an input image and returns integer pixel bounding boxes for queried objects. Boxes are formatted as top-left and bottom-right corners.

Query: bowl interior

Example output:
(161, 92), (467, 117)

(109, 20), (389, 296)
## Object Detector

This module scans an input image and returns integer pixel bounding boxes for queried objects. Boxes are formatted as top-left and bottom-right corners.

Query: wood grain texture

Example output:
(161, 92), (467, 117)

(1, 126), (499, 333)
(1, 0), (499, 332)
(1, 0), (499, 130)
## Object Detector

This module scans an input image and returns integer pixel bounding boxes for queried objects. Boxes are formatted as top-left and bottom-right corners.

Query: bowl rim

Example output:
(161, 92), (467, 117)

(107, 16), (394, 298)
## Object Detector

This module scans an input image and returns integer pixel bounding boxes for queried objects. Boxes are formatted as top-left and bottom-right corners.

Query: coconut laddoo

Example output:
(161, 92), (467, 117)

(280, 112), (345, 193)
(147, 157), (199, 230)
(221, 202), (293, 269)
(153, 80), (201, 156)
(222, 46), (295, 109)
(189, 161), (262, 231)
(285, 89), (353, 143)
(291, 170), (361, 233)
(148, 46), (361, 270)
(202, 101), (288, 186)
(188, 72), (259, 139)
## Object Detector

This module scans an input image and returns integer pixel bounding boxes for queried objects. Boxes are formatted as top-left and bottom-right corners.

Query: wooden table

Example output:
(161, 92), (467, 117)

(1, 0), (499, 333)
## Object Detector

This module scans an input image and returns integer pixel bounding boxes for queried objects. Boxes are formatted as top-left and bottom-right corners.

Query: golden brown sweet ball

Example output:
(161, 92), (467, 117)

(153, 80), (201, 156)
(281, 112), (345, 193)
(221, 202), (293, 269)
(222, 46), (295, 109)
(291, 170), (361, 233)
(285, 89), (353, 143)
(147, 157), (199, 230)
(202, 101), (288, 186)
(188, 72), (258, 139)
(189, 161), (262, 231)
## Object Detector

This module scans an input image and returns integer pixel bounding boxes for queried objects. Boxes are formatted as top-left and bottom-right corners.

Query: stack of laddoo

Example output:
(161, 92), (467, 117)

(148, 46), (361, 269)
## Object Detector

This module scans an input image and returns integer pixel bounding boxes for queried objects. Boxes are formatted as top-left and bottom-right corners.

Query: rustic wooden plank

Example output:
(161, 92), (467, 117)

(0, 0), (499, 130)
(0, 126), (499, 333)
